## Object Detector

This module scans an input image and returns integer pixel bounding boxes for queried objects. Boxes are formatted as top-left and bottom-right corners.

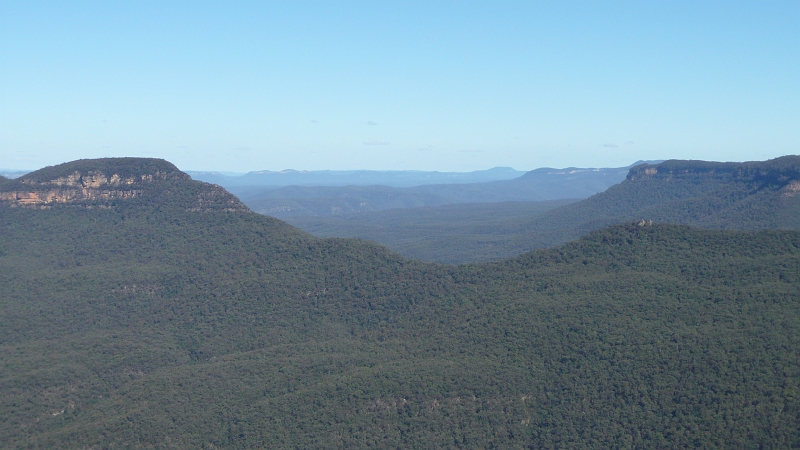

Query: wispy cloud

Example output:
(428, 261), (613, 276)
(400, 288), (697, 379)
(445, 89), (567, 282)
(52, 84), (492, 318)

(625, 141), (635, 145)
(367, 120), (377, 126)
(458, 149), (482, 153)
(363, 140), (390, 146)
(311, 120), (320, 124)
(602, 143), (618, 148)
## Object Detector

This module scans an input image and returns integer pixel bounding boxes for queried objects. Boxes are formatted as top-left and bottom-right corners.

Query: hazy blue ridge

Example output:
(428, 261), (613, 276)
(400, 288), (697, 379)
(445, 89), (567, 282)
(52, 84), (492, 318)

(234, 163), (652, 218)
(187, 166), (525, 188)
(0, 170), (30, 179)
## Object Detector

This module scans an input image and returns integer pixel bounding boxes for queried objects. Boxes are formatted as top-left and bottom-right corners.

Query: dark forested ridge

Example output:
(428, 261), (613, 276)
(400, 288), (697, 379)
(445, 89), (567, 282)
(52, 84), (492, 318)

(7, 158), (184, 184)
(1, 158), (799, 448)
(288, 155), (800, 263)
(523, 155), (800, 242)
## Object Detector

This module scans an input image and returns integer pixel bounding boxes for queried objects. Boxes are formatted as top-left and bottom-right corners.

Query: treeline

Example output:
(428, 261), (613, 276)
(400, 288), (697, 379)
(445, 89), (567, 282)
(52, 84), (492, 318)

(9, 157), (184, 184)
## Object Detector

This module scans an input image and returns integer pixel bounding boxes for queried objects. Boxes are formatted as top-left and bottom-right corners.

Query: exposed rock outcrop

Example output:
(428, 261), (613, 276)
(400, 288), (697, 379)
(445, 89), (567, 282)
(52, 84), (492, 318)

(781, 180), (800, 197)
(0, 188), (142, 206)
(0, 158), (250, 213)
(0, 169), (163, 208)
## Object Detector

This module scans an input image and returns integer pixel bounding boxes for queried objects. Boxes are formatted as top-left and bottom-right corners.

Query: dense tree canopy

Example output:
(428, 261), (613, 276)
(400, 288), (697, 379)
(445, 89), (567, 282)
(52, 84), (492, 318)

(1, 158), (798, 448)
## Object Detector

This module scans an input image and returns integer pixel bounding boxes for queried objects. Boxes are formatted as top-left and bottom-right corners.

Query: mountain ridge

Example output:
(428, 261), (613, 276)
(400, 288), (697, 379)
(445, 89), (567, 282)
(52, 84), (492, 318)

(284, 155), (800, 262)
(188, 166), (525, 188)
(236, 163), (648, 218)
(0, 157), (249, 213)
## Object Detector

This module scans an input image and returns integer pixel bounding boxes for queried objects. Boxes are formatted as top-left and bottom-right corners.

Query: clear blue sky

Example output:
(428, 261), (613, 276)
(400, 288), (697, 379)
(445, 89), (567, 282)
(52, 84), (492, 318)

(1, 1), (798, 172)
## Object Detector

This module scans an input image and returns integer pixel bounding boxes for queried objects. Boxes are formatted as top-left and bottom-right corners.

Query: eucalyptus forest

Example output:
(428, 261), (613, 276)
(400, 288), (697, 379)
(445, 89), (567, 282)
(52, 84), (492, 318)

(1, 157), (798, 448)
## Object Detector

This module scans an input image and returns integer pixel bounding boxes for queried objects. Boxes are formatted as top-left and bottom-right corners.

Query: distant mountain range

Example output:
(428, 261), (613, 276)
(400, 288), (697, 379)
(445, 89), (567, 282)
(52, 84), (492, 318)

(287, 156), (800, 263)
(187, 166), (525, 188)
(0, 170), (29, 179)
(232, 162), (659, 218)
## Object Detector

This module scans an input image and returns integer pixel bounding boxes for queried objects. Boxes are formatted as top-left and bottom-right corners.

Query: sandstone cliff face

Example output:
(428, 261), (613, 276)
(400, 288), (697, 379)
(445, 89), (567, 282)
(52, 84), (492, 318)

(627, 164), (743, 181)
(19, 170), (165, 188)
(627, 156), (800, 185)
(0, 163), (250, 213)
(0, 188), (142, 206)
(0, 170), (161, 208)
(186, 184), (250, 212)
(781, 180), (800, 197)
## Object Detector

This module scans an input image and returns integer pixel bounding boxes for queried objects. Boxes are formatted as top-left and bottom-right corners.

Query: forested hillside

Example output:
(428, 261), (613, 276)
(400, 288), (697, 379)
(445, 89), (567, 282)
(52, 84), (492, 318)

(510, 155), (800, 247)
(287, 199), (579, 263)
(0, 157), (248, 213)
(288, 156), (800, 263)
(1, 158), (799, 448)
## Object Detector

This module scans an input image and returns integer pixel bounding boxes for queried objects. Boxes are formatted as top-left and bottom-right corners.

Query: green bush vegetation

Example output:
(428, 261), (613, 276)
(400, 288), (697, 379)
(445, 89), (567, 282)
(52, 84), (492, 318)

(0, 158), (798, 448)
